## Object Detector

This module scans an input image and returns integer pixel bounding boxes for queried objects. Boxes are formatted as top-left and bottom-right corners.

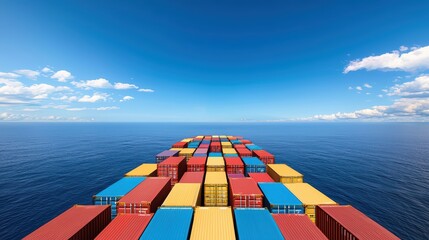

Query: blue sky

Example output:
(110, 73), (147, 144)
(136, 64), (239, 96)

(1, 1), (429, 122)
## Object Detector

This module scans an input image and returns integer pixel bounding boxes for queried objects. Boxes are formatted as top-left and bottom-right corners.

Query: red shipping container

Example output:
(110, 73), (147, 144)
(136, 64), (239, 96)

(224, 157), (244, 174)
(199, 143), (210, 148)
(179, 172), (205, 184)
(210, 142), (221, 152)
(204, 136), (212, 140)
(233, 144), (246, 149)
(157, 156), (187, 185)
(316, 205), (400, 240)
(248, 173), (274, 183)
(241, 139), (252, 144)
(272, 214), (328, 240)
(235, 136), (244, 140)
(211, 138), (220, 142)
(253, 150), (275, 164)
(172, 141), (187, 148)
(117, 177), (171, 215)
(227, 173), (245, 179)
(24, 205), (110, 240)
(236, 148), (253, 157)
(187, 157), (207, 172)
(95, 214), (153, 240)
(228, 136), (237, 140)
(229, 178), (263, 208)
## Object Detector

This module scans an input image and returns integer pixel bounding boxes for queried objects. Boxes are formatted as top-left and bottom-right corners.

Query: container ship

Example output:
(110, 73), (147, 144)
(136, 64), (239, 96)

(24, 135), (400, 240)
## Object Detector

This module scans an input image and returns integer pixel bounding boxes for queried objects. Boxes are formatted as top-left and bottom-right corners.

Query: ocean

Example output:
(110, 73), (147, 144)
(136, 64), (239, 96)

(0, 123), (428, 239)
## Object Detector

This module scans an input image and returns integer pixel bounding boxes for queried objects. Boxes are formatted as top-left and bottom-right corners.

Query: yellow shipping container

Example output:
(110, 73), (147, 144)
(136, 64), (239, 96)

(222, 148), (237, 155)
(221, 142), (232, 148)
(181, 138), (193, 142)
(212, 135), (219, 138)
(219, 135), (227, 139)
(204, 172), (228, 206)
(267, 164), (304, 183)
(162, 183), (201, 207)
(190, 207), (236, 240)
(206, 157), (225, 172)
(195, 135), (204, 138)
(170, 148), (183, 151)
(125, 163), (157, 177)
(179, 148), (195, 161)
(284, 183), (337, 222)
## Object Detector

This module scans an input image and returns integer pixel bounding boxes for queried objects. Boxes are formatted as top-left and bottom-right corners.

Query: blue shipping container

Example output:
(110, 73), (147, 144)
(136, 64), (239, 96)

(234, 208), (283, 240)
(245, 144), (263, 151)
(201, 140), (210, 144)
(209, 152), (223, 157)
(224, 154), (239, 157)
(93, 177), (146, 218)
(230, 140), (242, 145)
(258, 182), (304, 214)
(242, 157), (266, 176)
(140, 207), (194, 240)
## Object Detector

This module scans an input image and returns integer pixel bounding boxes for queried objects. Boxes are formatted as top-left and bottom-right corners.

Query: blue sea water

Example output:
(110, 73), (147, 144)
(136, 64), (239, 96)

(0, 123), (428, 240)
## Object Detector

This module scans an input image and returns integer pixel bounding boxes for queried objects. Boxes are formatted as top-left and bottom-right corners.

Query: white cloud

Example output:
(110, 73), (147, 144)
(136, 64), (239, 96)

(114, 82), (138, 90)
(378, 94), (383, 98)
(364, 83), (372, 88)
(138, 88), (154, 92)
(348, 86), (353, 90)
(120, 96), (134, 102)
(78, 93), (109, 103)
(42, 67), (52, 73)
(14, 69), (40, 80)
(399, 46), (408, 52)
(66, 107), (87, 111)
(344, 45), (429, 73)
(96, 106), (119, 111)
(356, 86), (363, 91)
(71, 78), (113, 89)
(0, 72), (19, 78)
(51, 70), (73, 82)
(389, 75), (429, 98)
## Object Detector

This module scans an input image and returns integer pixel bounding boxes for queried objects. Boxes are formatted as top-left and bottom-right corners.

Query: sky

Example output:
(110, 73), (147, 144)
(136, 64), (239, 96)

(1, 1), (429, 122)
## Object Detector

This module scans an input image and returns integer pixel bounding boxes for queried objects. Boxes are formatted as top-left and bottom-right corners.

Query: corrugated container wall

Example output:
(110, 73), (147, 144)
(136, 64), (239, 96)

(156, 150), (179, 163)
(229, 178), (263, 208)
(204, 172), (228, 206)
(234, 208), (283, 240)
(95, 214), (153, 240)
(242, 157), (266, 176)
(157, 156), (186, 185)
(140, 207), (194, 240)
(267, 164), (303, 183)
(93, 177), (146, 218)
(179, 148), (195, 161)
(206, 157), (225, 172)
(190, 207), (236, 240)
(272, 214), (328, 240)
(187, 157), (206, 172)
(258, 182), (304, 214)
(24, 205), (111, 240)
(117, 177), (171, 215)
(253, 149), (275, 164)
(224, 157), (244, 174)
(316, 205), (400, 240)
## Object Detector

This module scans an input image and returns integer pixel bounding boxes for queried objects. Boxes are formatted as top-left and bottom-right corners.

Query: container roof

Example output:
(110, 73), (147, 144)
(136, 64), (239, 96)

(234, 208), (283, 240)
(95, 214), (153, 240)
(204, 172), (227, 185)
(190, 207), (235, 240)
(272, 214), (328, 240)
(284, 183), (336, 205)
(259, 182), (302, 206)
(162, 183), (201, 207)
(95, 177), (146, 197)
(125, 163), (157, 177)
(268, 164), (303, 177)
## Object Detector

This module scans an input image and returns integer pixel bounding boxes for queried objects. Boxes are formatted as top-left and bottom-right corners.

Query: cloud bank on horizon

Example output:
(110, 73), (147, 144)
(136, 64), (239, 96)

(305, 45), (429, 122)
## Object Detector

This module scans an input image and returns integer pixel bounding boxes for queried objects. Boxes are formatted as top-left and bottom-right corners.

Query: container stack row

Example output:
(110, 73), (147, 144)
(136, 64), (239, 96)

(24, 135), (399, 240)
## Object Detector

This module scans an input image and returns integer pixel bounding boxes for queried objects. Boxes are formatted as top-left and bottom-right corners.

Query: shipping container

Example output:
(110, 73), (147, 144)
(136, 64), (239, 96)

(180, 172), (205, 184)
(156, 150), (179, 163)
(24, 205), (110, 240)
(190, 207), (236, 240)
(140, 207), (193, 240)
(241, 139), (252, 144)
(210, 142), (221, 152)
(233, 144), (246, 149)
(248, 173), (274, 183)
(267, 164), (303, 183)
(258, 182), (304, 214)
(224, 157), (244, 174)
(169, 147), (183, 151)
(227, 173), (245, 179)
(206, 157), (225, 172)
(229, 178), (263, 208)
(125, 163), (157, 177)
(172, 141), (187, 148)
(224, 153), (239, 157)
(316, 205), (400, 240)
(242, 157), (266, 176)
(284, 183), (337, 222)
(273, 214), (328, 240)
(245, 144), (263, 151)
(234, 208), (283, 240)
(204, 172), (228, 206)
(95, 214), (153, 240)
(179, 148), (195, 161)
(221, 142), (232, 148)
(199, 143), (210, 148)
(93, 177), (146, 218)
(222, 148), (237, 155)
(181, 138), (193, 142)
(157, 156), (186, 185)
(162, 183), (202, 207)
(194, 148), (208, 154)
(117, 177), (171, 215)
(187, 156), (207, 172)
(230, 140), (242, 145)
(236, 147), (253, 157)
(253, 149), (275, 164)
(209, 152), (222, 157)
